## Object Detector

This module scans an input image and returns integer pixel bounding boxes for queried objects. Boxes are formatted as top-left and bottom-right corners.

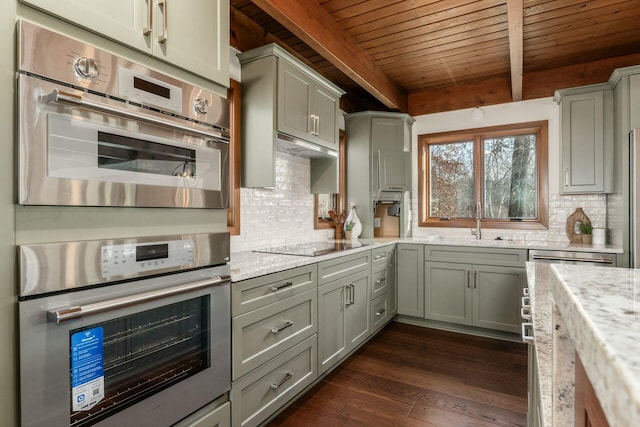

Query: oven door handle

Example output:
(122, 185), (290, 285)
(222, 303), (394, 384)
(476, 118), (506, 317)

(40, 88), (228, 141)
(47, 275), (230, 324)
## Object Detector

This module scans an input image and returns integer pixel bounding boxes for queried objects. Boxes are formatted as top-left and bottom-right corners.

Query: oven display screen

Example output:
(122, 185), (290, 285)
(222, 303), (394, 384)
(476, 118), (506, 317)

(133, 76), (171, 99)
(136, 244), (169, 262)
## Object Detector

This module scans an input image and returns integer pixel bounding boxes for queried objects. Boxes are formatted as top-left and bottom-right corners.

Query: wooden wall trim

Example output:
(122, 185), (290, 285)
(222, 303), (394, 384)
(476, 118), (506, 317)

(227, 79), (241, 236)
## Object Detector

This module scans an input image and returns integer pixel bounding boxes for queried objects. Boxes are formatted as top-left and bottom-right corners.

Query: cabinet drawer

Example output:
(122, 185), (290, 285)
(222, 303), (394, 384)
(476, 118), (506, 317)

(231, 335), (317, 427)
(232, 289), (317, 380)
(232, 264), (316, 315)
(371, 268), (389, 300)
(372, 247), (389, 268)
(173, 400), (230, 427)
(371, 293), (390, 333)
(318, 251), (371, 285)
(424, 245), (527, 267)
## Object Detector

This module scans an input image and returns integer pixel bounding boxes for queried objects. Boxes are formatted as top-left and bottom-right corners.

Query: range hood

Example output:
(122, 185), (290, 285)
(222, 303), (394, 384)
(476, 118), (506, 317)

(275, 132), (338, 159)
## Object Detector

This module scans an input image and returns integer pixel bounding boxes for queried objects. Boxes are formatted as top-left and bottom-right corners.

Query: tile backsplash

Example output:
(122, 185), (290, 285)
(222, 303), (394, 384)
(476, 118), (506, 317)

(232, 151), (608, 252)
(410, 193), (607, 245)
(230, 151), (333, 252)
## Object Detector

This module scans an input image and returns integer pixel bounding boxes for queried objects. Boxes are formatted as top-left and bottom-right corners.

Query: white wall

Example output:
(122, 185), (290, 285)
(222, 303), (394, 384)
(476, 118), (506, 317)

(409, 98), (607, 245)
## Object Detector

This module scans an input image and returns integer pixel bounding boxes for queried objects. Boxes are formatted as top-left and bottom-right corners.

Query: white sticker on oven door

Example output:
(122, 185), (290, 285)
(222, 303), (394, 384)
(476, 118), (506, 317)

(71, 327), (105, 412)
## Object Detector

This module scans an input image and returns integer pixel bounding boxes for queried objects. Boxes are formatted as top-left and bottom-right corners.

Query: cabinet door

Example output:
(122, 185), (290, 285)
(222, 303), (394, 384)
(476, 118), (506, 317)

(371, 117), (405, 152)
(345, 272), (371, 350)
(424, 262), (473, 326)
(397, 244), (424, 317)
(561, 91), (605, 193)
(472, 265), (525, 333)
(317, 279), (347, 375)
(155, 0), (229, 84)
(387, 248), (398, 316)
(313, 85), (339, 150)
(277, 62), (312, 139)
(376, 150), (411, 192)
(20, 0), (149, 51)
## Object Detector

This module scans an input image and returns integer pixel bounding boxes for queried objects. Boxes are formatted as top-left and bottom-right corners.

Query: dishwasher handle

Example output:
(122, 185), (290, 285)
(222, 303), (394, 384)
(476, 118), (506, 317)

(530, 254), (614, 264)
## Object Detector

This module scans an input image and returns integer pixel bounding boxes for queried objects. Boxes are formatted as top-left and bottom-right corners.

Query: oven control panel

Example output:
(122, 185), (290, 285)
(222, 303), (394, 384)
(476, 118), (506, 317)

(101, 239), (195, 278)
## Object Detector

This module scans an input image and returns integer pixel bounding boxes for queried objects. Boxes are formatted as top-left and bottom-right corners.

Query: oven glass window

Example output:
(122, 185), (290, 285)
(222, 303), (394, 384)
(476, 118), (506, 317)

(97, 131), (197, 178)
(69, 296), (210, 426)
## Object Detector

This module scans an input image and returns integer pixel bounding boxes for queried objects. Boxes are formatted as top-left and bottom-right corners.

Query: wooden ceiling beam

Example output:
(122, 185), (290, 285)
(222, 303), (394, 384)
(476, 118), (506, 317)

(506, 0), (523, 101)
(249, 0), (408, 112)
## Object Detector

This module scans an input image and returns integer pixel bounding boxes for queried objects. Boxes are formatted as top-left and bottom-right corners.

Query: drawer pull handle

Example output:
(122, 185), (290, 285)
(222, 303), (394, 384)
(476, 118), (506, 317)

(521, 307), (532, 320)
(374, 255), (385, 260)
(271, 320), (294, 334)
(270, 281), (294, 292)
(522, 323), (534, 344)
(376, 308), (386, 317)
(523, 287), (530, 297)
(271, 371), (294, 390)
(375, 278), (386, 284)
(522, 296), (531, 307)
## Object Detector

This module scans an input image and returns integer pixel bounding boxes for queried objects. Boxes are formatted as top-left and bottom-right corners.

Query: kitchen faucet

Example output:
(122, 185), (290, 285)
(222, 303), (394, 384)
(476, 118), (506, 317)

(471, 202), (482, 239)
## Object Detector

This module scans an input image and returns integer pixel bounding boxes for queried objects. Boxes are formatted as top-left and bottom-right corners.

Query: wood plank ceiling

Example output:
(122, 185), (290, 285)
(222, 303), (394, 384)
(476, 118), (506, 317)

(231, 0), (640, 115)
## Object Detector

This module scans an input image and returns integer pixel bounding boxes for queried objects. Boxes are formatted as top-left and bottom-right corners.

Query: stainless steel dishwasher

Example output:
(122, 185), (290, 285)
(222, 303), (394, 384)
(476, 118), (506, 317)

(528, 250), (616, 267)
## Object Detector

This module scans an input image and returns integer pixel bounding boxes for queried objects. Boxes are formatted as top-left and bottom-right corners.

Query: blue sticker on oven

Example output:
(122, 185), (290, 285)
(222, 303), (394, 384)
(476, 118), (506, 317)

(71, 327), (105, 411)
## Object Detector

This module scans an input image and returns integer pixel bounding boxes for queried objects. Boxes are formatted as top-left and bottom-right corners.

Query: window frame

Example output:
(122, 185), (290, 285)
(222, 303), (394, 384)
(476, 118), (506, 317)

(314, 130), (346, 229)
(418, 121), (548, 230)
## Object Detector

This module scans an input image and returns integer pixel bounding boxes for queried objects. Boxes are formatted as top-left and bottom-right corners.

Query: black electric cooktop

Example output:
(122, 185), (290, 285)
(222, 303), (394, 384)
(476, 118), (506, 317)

(253, 241), (367, 257)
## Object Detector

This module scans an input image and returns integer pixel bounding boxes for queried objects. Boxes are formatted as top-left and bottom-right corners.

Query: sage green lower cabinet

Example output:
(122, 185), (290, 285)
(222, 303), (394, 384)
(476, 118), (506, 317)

(231, 336), (317, 427)
(370, 293), (390, 333)
(232, 289), (317, 379)
(424, 262), (472, 325)
(387, 247), (398, 316)
(397, 244), (424, 317)
(424, 262), (525, 333)
(318, 268), (370, 375)
(423, 246), (527, 334)
(174, 399), (230, 427)
(472, 265), (526, 333)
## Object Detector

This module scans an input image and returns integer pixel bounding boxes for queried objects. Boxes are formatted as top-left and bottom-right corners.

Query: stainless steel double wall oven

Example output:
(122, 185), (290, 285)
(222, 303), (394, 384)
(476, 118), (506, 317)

(16, 21), (233, 426)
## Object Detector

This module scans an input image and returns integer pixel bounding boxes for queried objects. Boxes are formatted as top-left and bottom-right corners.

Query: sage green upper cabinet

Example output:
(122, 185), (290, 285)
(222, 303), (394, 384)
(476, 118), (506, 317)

(278, 61), (340, 150)
(238, 44), (345, 190)
(19, 0), (230, 86)
(555, 85), (613, 193)
(346, 112), (414, 238)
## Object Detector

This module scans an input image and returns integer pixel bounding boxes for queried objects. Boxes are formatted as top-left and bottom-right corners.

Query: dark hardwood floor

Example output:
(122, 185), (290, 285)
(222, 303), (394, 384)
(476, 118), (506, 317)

(267, 322), (528, 427)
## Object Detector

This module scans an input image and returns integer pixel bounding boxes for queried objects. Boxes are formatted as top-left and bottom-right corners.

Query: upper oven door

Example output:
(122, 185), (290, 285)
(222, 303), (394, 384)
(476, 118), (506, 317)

(18, 74), (229, 208)
(18, 268), (230, 427)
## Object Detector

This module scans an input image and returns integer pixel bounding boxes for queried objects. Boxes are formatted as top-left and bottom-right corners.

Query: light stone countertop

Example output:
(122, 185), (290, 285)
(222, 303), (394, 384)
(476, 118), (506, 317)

(548, 263), (640, 427)
(230, 239), (396, 282)
(525, 262), (553, 427)
(231, 236), (621, 282)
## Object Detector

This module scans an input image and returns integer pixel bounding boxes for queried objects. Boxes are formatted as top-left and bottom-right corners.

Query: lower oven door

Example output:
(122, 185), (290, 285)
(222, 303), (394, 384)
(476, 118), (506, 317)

(18, 268), (230, 427)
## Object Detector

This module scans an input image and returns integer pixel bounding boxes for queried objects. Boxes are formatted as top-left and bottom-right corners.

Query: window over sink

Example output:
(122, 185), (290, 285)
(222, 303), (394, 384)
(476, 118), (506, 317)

(418, 121), (548, 230)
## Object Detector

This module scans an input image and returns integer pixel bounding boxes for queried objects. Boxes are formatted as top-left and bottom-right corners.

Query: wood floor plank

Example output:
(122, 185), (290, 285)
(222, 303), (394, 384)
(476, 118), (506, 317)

(267, 322), (528, 426)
